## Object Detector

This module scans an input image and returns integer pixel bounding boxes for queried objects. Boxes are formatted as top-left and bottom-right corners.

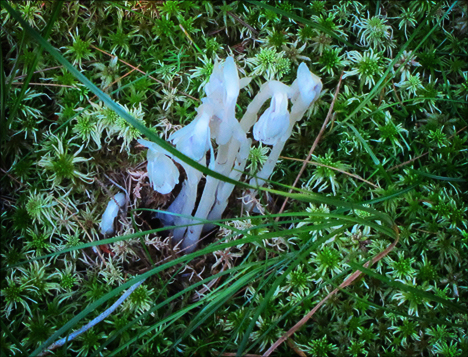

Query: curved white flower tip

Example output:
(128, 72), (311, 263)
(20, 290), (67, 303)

(239, 76), (252, 89)
(253, 91), (290, 146)
(297, 63), (322, 105)
(137, 139), (170, 155)
(147, 149), (179, 194)
(205, 60), (223, 100)
(100, 192), (126, 235)
(223, 57), (240, 106)
(169, 109), (212, 161)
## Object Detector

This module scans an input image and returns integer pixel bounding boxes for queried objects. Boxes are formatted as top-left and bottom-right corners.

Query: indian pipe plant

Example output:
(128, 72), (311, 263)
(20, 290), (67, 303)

(1, 1), (467, 357)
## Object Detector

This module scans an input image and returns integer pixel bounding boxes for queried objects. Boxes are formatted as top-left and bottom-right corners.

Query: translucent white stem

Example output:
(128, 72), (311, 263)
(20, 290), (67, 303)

(158, 183), (188, 227)
(238, 81), (293, 212)
(205, 137), (251, 231)
(172, 165), (203, 246)
(181, 184), (215, 252)
(158, 157), (204, 246)
(41, 279), (145, 355)
(250, 139), (286, 187)
(244, 115), (296, 211)
(180, 141), (231, 252)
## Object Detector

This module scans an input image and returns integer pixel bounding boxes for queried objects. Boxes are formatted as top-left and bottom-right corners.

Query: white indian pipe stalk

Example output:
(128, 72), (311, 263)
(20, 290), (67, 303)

(149, 59), (321, 253)
(171, 162), (204, 245)
(180, 57), (246, 252)
(100, 192), (126, 235)
(240, 81), (290, 132)
(204, 136), (251, 231)
(243, 64), (322, 211)
(166, 103), (213, 245)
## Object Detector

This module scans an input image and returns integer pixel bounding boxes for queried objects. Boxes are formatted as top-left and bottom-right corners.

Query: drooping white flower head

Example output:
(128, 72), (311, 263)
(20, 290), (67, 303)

(253, 91), (290, 145)
(168, 103), (213, 161)
(100, 192), (126, 235)
(204, 60), (225, 106)
(290, 63), (322, 114)
(138, 139), (179, 194)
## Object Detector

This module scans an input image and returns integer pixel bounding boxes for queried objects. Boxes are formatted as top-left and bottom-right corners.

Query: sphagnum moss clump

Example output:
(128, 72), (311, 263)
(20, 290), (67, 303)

(1, 1), (467, 356)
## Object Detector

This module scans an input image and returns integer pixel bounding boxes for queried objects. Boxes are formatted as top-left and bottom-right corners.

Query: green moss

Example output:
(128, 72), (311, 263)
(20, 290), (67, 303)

(1, 1), (467, 355)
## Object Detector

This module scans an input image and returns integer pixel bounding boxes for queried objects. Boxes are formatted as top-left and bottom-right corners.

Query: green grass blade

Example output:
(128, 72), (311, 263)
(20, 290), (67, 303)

(336, 1), (457, 129)
(166, 268), (265, 355)
(237, 225), (351, 356)
(6, 207), (396, 270)
(31, 209), (390, 356)
(0, 42), (6, 144)
(4, 30), (25, 95)
(347, 123), (392, 184)
(2, 1), (250, 190)
(0, 319), (28, 356)
(333, 282), (467, 328)
(5, 0), (63, 130)
(411, 169), (467, 183)
(243, 267), (354, 355)
(92, 261), (268, 356)
(360, 184), (418, 205)
(3, 1), (403, 238)
(30, 274), (147, 357)
(1, 67), (161, 182)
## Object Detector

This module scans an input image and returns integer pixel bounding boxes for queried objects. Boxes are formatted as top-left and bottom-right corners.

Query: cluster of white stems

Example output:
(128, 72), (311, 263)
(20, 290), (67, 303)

(63, 59), (321, 353)
(138, 57), (321, 253)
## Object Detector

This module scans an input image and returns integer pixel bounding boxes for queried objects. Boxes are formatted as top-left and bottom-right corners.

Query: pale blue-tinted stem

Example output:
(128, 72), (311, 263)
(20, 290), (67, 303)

(41, 279), (145, 354)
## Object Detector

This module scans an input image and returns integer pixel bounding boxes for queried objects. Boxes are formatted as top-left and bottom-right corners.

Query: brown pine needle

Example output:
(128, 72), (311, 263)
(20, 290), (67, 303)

(286, 338), (307, 357)
(279, 156), (380, 188)
(89, 65), (140, 102)
(263, 225), (400, 356)
(276, 72), (344, 220)
(227, 11), (259, 37)
(388, 126), (466, 172)
(12, 82), (76, 88)
(388, 152), (429, 172)
(90, 44), (199, 102)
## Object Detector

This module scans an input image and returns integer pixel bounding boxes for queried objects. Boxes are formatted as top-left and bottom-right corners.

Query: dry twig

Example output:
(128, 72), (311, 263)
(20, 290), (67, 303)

(388, 152), (429, 172)
(89, 65), (140, 102)
(286, 338), (307, 357)
(90, 44), (199, 101)
(263, 225), (400, 356)
(279, 156), (380, 188)
(276, 72), (344, 220)
(227, 11), (258, 37)
(12, 82), (76, 88)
